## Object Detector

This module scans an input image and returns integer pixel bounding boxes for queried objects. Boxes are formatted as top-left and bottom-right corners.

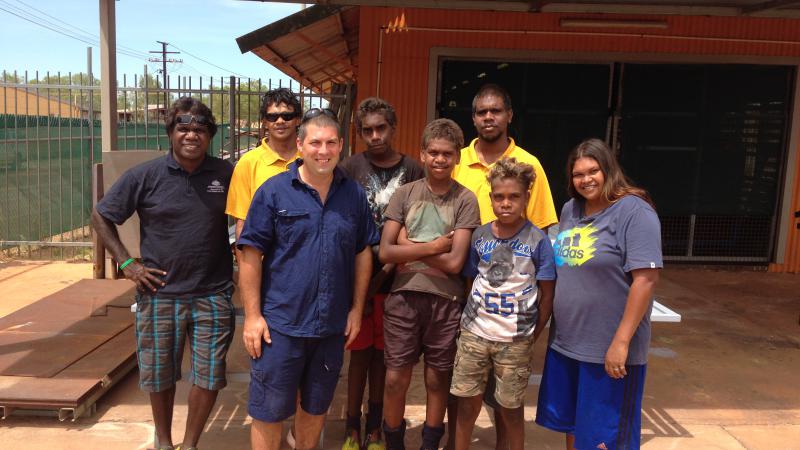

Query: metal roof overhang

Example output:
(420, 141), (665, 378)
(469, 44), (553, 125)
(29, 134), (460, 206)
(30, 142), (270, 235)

(237, 1), (800, 90)
(245, 1), (800, 17)
(236, 5), (359, 92)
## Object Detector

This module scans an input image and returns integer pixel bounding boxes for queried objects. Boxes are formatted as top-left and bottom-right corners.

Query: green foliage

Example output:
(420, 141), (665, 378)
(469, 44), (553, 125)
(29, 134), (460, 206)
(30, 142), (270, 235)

(199, 78), (267, 126)
(116, 73), (166, 120)
(2, 71), (102, 112)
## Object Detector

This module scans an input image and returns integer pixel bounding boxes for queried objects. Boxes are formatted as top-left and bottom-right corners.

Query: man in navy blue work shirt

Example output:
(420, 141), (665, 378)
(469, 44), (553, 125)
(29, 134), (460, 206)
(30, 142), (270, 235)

(238, 110), (379, 450)
(92, 97), (234, 450)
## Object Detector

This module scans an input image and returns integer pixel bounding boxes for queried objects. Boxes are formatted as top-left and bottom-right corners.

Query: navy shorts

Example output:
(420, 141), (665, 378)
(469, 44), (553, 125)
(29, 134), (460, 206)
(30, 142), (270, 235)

(248, 329), (345, 423)
(535, 348), (647, 450)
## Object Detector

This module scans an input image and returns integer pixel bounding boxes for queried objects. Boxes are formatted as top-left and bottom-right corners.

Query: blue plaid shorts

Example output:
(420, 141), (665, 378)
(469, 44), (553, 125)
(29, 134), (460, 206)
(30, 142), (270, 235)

(134, 288), (235, 392)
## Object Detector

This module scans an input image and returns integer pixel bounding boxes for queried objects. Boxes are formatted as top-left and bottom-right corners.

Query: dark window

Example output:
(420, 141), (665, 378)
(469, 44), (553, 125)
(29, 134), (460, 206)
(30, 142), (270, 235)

(439, 60), (610, 209)
(620, 64), (792, 259)
(438, 59), (793, 261)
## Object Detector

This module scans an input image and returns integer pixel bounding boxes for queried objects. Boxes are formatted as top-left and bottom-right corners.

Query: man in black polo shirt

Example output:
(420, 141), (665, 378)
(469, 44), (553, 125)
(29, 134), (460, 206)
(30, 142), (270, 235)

(92, 97), (234, 450)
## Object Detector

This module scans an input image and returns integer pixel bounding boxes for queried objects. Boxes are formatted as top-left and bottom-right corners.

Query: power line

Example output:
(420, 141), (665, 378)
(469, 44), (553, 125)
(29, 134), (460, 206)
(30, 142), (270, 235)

(169, 43), (253, 79)
(10, 0), (148, 58)
(0, 1), (147, 61)
(6, 0), (97, 42)
(0, 6), (145, 61)
(173, 61), (212, 79)
(149, 41), (182, 108)
(1, 1), (253, 78)
(0, 4), (95, 45)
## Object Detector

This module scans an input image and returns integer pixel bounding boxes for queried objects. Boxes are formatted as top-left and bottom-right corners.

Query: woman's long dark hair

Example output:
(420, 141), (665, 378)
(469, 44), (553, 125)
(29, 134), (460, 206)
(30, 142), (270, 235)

(566, 138), (655, 209)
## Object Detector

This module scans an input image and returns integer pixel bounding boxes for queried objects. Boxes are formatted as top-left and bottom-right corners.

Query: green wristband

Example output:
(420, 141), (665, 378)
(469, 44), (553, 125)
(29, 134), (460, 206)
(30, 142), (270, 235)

(119, 258), (135, 270)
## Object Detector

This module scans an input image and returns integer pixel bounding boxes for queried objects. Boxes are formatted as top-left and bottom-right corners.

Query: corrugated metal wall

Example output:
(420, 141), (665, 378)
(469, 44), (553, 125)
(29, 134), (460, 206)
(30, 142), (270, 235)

(770, 174), (800, 273)
(354, 7), (800, 272)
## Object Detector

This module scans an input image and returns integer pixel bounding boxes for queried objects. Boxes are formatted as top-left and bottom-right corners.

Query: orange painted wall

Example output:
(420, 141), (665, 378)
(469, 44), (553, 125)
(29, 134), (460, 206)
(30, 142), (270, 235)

(354, 7), (800, 271)
(771, 173), (800, 273)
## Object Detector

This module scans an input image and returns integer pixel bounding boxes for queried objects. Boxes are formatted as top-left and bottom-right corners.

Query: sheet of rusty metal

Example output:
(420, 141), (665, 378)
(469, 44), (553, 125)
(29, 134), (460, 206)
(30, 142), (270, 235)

(0, 279), (137, 421)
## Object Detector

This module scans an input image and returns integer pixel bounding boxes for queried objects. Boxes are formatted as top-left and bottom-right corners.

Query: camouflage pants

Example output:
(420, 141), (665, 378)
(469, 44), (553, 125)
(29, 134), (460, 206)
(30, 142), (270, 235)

(450, 329), (534, 409)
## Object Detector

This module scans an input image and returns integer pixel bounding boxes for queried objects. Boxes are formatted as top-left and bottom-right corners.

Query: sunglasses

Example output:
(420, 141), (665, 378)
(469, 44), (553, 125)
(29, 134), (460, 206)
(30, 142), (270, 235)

(175, 114), (211, 126)
(302, 108), (337, 123)
(263, 111), (300, 122)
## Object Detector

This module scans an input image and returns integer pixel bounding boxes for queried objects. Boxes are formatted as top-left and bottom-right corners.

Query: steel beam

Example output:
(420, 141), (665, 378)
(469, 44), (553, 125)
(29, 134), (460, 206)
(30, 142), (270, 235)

(741, 0), (800, 14)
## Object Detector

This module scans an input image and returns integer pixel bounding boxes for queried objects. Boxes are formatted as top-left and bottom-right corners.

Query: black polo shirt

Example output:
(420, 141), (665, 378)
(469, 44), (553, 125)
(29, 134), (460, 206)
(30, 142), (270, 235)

(97, 152), (233, 297)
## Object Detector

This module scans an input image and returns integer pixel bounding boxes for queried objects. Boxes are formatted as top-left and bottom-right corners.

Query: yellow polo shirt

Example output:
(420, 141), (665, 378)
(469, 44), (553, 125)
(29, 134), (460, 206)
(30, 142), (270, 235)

(225, 139), (299, 220)
(453, 138), (558, 229)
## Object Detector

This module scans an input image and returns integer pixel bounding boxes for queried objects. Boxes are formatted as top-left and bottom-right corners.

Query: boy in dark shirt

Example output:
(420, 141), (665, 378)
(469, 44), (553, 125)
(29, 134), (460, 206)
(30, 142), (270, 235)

(339, 98), (424, 450)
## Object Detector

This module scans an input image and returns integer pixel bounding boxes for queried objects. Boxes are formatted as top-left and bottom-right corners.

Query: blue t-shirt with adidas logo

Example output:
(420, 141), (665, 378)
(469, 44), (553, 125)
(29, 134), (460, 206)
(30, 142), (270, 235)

(550, 195), (663, 365)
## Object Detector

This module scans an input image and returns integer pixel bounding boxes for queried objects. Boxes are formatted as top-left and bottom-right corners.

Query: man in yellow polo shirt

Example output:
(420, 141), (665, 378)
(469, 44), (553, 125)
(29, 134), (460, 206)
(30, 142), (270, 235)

(451, 83), (557, 450)
(453, 83), (557, 230)
(226, 88), (302, 249)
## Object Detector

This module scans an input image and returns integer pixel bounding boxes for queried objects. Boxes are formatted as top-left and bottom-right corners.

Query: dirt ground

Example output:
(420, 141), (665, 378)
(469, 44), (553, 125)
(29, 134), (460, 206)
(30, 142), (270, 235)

(0, 260), (798, 449)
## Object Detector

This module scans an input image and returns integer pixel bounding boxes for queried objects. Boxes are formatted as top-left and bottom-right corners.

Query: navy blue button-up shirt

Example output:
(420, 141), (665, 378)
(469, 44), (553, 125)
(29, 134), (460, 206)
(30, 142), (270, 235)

(238, 160), (379, 338)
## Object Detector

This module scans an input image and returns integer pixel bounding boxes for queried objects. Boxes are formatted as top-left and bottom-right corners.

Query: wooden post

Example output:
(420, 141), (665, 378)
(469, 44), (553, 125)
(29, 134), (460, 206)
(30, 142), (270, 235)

(92, 163), (105, 279)
(99, 0), (117, 153)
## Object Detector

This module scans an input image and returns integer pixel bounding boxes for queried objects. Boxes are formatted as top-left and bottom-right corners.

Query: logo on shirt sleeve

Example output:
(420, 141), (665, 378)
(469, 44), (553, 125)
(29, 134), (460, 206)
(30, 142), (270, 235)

(207, 179), (225, 193)
(554, 224), (598, 267)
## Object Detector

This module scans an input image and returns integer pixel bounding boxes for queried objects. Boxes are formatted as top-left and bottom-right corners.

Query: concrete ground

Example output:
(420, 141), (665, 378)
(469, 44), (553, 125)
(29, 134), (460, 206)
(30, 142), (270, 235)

(0, 260), (798, 449)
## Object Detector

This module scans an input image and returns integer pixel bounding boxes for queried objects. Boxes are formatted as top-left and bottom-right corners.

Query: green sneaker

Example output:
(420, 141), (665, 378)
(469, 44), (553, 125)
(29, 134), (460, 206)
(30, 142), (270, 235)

(342, 435), (361, 450)
(364, 429), (385, 450)
(365, 439), (386, 450)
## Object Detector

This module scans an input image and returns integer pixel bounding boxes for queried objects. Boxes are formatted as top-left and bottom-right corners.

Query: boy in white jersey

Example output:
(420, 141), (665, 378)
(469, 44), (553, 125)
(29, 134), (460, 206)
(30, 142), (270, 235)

(450, 158), (556, 450)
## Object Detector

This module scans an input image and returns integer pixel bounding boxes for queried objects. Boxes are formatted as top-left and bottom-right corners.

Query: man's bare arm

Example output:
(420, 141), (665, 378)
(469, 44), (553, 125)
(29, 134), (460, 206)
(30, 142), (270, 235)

(91, 208), (165, 292)
(233, 218), (245, 264)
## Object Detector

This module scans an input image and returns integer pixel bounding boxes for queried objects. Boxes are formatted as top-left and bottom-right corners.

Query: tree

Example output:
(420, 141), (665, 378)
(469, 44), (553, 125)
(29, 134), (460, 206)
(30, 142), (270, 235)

(4, 72), (102, 117)
(115, 73), (165, 121)
(1, 71), (21, 83)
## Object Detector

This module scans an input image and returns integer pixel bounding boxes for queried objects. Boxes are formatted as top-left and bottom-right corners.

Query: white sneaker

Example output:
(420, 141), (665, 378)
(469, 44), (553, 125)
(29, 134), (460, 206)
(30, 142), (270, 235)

(287, 428), (296, 449)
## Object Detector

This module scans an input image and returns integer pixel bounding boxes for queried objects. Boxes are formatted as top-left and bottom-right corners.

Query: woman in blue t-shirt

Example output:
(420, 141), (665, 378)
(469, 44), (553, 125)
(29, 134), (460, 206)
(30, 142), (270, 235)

(535, 138), (662, 450)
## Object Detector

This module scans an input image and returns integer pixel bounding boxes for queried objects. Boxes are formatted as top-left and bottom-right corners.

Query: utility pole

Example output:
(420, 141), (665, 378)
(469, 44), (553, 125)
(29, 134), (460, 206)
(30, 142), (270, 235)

(148, 41), (182, 113)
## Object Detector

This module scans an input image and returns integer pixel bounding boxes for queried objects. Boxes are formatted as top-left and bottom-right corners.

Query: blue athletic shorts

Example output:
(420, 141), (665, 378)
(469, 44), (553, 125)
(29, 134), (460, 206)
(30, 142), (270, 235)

(535, 348), (647, 450)
(248, 329), (345, 423)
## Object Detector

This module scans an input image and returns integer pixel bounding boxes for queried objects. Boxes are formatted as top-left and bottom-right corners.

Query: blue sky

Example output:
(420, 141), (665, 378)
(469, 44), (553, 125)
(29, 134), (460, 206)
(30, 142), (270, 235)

(0, 0), (303, 85)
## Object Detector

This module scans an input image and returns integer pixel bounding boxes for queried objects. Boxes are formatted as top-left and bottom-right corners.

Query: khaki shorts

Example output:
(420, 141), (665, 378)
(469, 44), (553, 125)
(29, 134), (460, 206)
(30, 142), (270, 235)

(450, 329), (534, 409)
